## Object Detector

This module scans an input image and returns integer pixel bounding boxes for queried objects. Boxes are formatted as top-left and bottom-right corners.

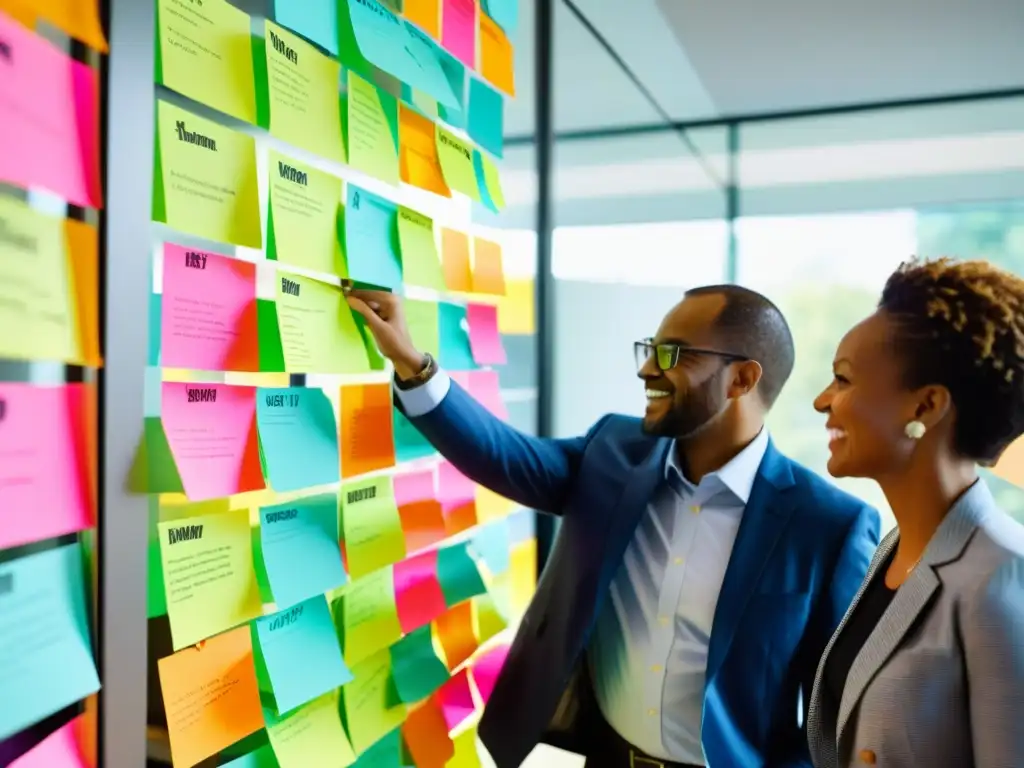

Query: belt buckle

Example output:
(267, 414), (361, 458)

(629, 750), (664, 768)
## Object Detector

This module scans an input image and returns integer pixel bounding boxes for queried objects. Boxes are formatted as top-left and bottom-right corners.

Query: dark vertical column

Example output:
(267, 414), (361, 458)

(534, 0), (556, 569)
(725, 122), (740, 283)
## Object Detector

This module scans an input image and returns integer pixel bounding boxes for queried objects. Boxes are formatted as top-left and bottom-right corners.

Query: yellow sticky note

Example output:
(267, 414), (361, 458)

(0, 198), (78, 363)
(274, 274), (371, 374)
(64, 219), (102, 367)
(448, 725), (482, 768)
(509, 539), (536, 617)
(263, 20), (345, 163)
(473, 592), (508, 644)
(398, 207), (446, 290)
(474, 485), (516, 524)
(153, 100), (261, 247)
(342, 476), (406, 580)
(497, 278), (535, 335)
(346, 71), (400, 186)
(1, 0), (107, 51)
(404, 0), (440, 39)
(337, 567), (402, 666)
(158, 507), (263, 650)
(155, 0), (257, 123)
(341, 647), (408, 755)
(267, 149), (343, 276)
(266, 691), (356, 768)
(436, 126), (481, 200)
(399, 105), (450, 197)
(479, 11), (514, 96)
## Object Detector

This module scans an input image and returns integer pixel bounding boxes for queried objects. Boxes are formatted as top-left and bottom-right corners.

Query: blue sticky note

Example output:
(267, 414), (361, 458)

(393, 407), (436, 462)
(468, 78), (504, 158)
(508, 508), (535, 544)
(483, 0), (518, 34)
(345, 186), (403, 290)
(0, 543), (100, 741)
(257, 387), (339, 492)
(254, 596), (353, 714)
(438, 301), (478, 370)
(473, 150), (501, 214)
(273, 0), (339, 55)
(259, 493), (347, 607)
(471, 519), (511, 575)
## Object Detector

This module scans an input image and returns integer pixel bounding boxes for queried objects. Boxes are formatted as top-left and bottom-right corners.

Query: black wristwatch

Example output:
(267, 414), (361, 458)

(394, 353), (438, 391)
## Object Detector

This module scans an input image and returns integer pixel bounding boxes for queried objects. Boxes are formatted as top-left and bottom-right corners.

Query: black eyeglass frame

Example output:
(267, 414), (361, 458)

(634, 338), (751, 371)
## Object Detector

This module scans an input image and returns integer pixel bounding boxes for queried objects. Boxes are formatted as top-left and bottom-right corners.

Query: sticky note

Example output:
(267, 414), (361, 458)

(470, 644), (508, 704)
(160, 382), (264, 501)
(389, 625), (449, 703)
(393, 407), (437, 463)
(254, 597), (352, 715)
(340, 383), (396, 478)
(403, 698), (454, 767)
(220, 743), (279, 768)
(466, 80), (503, 160)
(472, 519), (511, 575)
(257, 387), (339, 492)
(438, 460), (478, 525)
(266, 691), (355, 767)
(404, 299), (441, 360)
(471, 237), (506, 294)
(439, 302), (477, 371)
(267, 150), (343, 276)
(341, 648), (407, 755)
(394, 470), (447, 552)
(0, 198), (78, 363)
(258, 493), (346, 609)
(394, 469), (436, 506)
(344, 186), (403, 290)
(473, 591), (508, 644)
(478, 11), (514, 95)
(437, 542), (487, 606)
(155, 0), (256, 123)
(465, 370), (507, 420)
(441, 0), (475, 66)
(437, 669), (475, 730)
(482, 0), (516, 34)
(440, 228), (472, 292)
(160, 244), (259, 371)
(0, 384), (93, 550)
(466, 303), (506, 365)
(159, 507), (263, 649)
(157, 627), (264, 768)
(341, 476), (405, 580)
(404, 0), (440, 38)
(272, 274), (371, 374)
(273, 0), (338, 55)
(3, 0), (108, 50)
(509, 538), (536, 615)
(336, 567), (402, 666)
(153, 100), (261, 247)
(448, 725), (482, 768)
(399, 106), (450, 197)
(8, 715), (87, 768)
(473, 149), (505, 212)
(0, 15), (101, 207)
(436, 127), (480, 200)
(262, 20), (345, 163)
(394, 550), (447, 633)
(397, 208), (446, 290)
(346, 71), (400, 185)
(436, 601), (477, 670)
(64, 219), (102, 366)
(0, 544), (100, 742)
(497, 278), (534, 334)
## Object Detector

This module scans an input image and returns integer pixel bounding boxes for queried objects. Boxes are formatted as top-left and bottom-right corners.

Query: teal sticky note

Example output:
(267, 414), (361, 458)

(259, 493), (347, 608)
(436, 541), (486, 606)
(468, 78), (503, 158)
(388, 625), (450, 703)
(257, 387), (339, 492)
(345, 186), (403, 290)
(393, 407), (436, 462)
(352, 728), (405, 767)
(471, 518), (511, 575)
(220, 743), (280, 767)
(273, 0), (339, 55)
(0, 543), (100, 741)
(483, 0), (518, 34)
(254, 596), (353, 714)
(438, 302), (477, 370)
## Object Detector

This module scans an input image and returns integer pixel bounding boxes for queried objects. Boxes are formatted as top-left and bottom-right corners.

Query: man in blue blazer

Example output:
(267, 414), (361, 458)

(349, 284), (880, 768)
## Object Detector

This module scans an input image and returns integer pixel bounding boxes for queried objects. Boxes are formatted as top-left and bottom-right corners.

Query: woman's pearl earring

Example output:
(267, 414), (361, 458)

(904, 420), (927, 440)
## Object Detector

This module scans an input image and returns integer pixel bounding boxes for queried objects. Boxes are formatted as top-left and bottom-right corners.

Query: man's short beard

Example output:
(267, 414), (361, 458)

(642, 372), (725, 439)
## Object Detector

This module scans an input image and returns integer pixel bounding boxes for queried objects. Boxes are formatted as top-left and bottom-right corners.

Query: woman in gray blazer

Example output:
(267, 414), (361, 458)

(807, 257), (1024, 768)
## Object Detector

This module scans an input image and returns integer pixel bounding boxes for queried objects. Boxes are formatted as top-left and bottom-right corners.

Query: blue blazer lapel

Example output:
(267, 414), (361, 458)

(706, 441), (797, 681)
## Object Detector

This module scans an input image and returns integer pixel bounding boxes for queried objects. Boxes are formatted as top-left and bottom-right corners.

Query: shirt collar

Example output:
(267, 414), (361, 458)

(664, 428), (770, 504)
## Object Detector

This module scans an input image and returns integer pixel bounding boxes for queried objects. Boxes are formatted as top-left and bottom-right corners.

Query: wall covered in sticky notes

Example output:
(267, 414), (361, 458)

(140, 0), (535, 766)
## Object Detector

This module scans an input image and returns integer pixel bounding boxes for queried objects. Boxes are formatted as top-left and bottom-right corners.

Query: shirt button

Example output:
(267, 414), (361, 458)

(673, 556), (684, 565)
(858, 749), (877, 765)
(647, 708), (657, 716)
(658, 615), (670, 625)
(650, 664), (662, 672)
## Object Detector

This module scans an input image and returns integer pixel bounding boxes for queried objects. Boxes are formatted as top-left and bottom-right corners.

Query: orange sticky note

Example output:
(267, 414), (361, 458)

(471, 237), (506, 295)
(340, 383), (397, 478)
(157, 627), (265, 768)
(1, 1), (34, 25)
(497, 278), (535, 335)
(1, 0), (108, 51)
(478, 12), (514, 96)
(402, 698), (455, 768)
(64, 219), (102, 367)
(404, 0), (441, 39)
(441, 228), (473, 292)
(435, 601), (478, 670)
(400, 105), (451, 197)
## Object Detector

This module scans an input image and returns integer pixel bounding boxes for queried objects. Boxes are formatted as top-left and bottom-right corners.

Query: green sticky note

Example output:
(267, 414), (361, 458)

(341, 648), (407, 755)
(393, 407), (436, 462)
(152, 100), (261, 247)
(220, 743), (280, 767)
(155, 0), (257, 124)
(266, 692), (357, 767)
(436, 126), (481, 201)
(0, 543), (100, 741)
(261, 20), (345, 163)
(397, 208), (446, 290)
(352, 729), (404, 767)
(274, 274), (372, 374)
(158, 507), (263, 650)
(404, 299), (440, 359)
(388, 625), (450, 703)
(436, 542), (486, 607)
(341, 476), (406, 580)
(474, 149), (506, 213)
(336, 567), (402, 666)
(346, 71), (400, 185)
(267, 150), (343, 276)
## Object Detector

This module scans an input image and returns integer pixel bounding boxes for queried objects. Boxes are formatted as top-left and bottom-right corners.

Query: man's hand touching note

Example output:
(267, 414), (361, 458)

(346, 289), (425, 380)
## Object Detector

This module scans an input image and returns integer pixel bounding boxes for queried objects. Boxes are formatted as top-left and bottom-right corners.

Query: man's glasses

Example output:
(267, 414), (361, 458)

(634, 338), (749, 372)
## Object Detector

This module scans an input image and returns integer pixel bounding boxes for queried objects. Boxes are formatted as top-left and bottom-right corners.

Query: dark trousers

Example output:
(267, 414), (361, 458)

(582, 706), (703, 768)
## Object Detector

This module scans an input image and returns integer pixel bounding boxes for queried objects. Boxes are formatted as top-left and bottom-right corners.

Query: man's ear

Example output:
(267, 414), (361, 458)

(728, 360), (763, 399)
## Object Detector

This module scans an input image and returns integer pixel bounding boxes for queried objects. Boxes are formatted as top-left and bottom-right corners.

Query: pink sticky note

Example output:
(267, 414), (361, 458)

(394, 550), (449, 633)
(467, 370), (507, 420)
(437, 669), (476, 730)
(160, 244), (259, 371)
(394, 468), (437, 507)
(438, 461), (475, 506)
(10, 716), (88, 768)
(449, 370), (471, 389)
(466, 303), (506, 365)
(441, 0), (476, 67)
(470, 645), (509, 704)
(0, 16), (102, 207)
(160, 382), (265, 501)
(0, 384), (93, 550)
